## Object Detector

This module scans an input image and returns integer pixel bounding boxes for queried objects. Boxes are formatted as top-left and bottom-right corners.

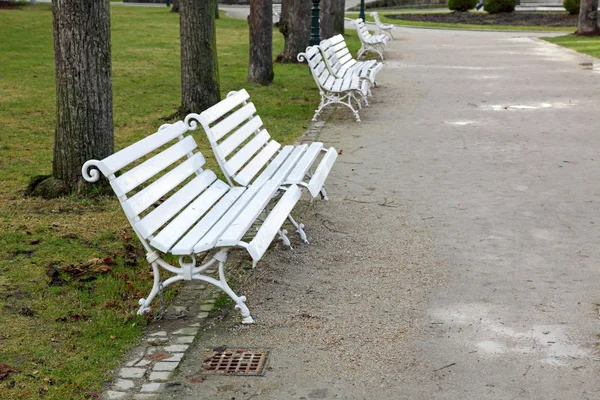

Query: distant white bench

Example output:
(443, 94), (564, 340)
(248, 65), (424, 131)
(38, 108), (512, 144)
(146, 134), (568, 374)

(370, 12), (395, 40)
(320, 34), (384, 88)
(273, 3), (282, 24)
(185, 88), (338, 243)
(354, 18), (389, 60)
(298, 45), (370, 122)
(82, 119), (303, 324)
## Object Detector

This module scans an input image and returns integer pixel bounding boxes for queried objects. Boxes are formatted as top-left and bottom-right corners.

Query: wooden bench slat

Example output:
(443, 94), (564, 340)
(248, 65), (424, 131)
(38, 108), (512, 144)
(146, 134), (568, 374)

(217, 178), (282, 247)
(198, 89), (250, 127)
(251, 145), (294, 187)
(150, 180), (230, 253)
(192, 183), (264, 253)
(102, 121), (188, 175)
(171, 187), (246, 255)
(210, 103), (257, 143)
(235, 140), (281, 186)
(247, 184), (302, 260)
(308, 147), (337, 197)
(111, 136), (197, 197)
(136, 170), (217, 239)
(122, 152), (205, 218)
(218, 115), (263, 158)
(285, 142), (323, 184)
(225, 129), (270, 176)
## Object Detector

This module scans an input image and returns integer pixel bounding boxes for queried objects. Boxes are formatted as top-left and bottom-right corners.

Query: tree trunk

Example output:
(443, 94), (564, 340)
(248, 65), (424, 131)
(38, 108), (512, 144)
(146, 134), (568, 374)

(320, 0), (334, 40)
(215, 0), (219, 19)
(575, 0), (600, 36)
(172, 0), (180, 12)
(248, 0), (274, 84)
(180, 0), (221, 114)
(333, 0), (345, 35)
(276, 0), (311, 63)
(51, 0), (113, 194)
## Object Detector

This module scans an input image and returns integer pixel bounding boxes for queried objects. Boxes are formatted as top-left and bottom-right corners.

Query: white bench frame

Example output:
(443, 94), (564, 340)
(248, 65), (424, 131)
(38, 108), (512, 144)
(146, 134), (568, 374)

(184, 89), (338, 242)
(370, 12), (395, 40)
(354, 18), (389, 61)
(320, 34), (384, 89)
(82, 120), (303, 324)
(298, 45), (370, 122)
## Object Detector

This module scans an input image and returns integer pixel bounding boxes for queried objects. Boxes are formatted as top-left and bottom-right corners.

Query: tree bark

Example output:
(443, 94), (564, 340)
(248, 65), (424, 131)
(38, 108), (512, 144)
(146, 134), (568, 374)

(248, 0), (274, 84)
(276, 0), (311, 63)
(51, 0), (113, 194)
(332, 0), (345, 35)
(320, 0), (334, 40)
(172, 0), (180, 12)
(180, 0), (221, 114)
(575, 0), (600, 36)
(215, 0), (219, 19)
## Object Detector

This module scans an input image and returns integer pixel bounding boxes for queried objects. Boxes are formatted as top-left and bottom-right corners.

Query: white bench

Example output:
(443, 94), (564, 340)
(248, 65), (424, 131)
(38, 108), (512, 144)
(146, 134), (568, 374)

(354, 18), (389, 60)
(273, 3), (282, 24)
(82, 120), (303, 324)
(370, 12), (395, 40)
(298, 45), (370, 122)
(184, 88), (338, 243)
(320, 34), (384, 89)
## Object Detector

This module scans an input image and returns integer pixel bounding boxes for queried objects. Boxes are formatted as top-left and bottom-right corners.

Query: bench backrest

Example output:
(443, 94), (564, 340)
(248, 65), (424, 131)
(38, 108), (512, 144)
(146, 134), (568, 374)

(320, 34), (357, 78)
(82, 122), (229, 254)
(185, 89), (283, 188)
(298, 45), (334, 91)
(370, 12), (383, 26)
(354, 18), (374, 41)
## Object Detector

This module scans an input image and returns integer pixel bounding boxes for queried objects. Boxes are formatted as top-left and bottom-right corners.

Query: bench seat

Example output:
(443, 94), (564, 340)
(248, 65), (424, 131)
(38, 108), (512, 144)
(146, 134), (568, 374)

(184, 89), (339, 242)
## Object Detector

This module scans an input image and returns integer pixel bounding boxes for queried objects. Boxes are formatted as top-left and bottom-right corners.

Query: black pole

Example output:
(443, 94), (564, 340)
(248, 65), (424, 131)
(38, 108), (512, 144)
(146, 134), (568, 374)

(309, 0), (321, 46)
(359, 0), (365, 22)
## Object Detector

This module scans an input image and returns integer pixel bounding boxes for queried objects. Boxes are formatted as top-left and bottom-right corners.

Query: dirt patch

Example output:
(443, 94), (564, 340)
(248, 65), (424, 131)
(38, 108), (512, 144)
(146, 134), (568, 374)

(386, 12), (578, 27)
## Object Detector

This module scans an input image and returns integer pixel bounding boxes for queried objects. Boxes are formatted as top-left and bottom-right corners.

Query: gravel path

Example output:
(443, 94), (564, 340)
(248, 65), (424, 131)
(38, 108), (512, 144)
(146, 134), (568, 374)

(159, 28), (600, 399)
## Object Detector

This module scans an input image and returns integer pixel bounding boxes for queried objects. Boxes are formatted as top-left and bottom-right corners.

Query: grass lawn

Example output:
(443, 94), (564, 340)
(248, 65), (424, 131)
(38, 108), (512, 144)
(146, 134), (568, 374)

(347, 11), (574, 31)
(544, 34), (600, 59)
(0, 4), (361, 399)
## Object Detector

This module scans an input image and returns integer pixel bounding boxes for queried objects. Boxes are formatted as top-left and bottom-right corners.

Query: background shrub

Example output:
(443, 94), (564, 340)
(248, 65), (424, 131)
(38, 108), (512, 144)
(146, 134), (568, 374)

(563, 0), (580, 15)
(448, 0), (477, 11)
(483, 0), (516, 13)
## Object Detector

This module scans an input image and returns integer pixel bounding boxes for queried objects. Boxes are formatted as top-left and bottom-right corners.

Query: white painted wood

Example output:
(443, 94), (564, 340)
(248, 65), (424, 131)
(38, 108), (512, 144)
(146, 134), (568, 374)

(218, 116), (263, 157)
(247, 184), (302, 260)
(102, 121), (189, 175)
(192, 183), (264, 253)
(251, 145), (294, 187)
(111, 136), (197, 197)
(285, 142), (323, 184)
(170, 187), (246, 255)
(235, 140), (281, 186)
(308, 147), (337, 197)
(198, 89), (250, 127)
(269, 144), (308, 185)
(121, 153), (205, 218)
(225, 129), (270, 176)
(210, 103), (257, 142)
(136, 170), (217, 239)
(150, 180), (229, 253)
(217, 179), (281, 247)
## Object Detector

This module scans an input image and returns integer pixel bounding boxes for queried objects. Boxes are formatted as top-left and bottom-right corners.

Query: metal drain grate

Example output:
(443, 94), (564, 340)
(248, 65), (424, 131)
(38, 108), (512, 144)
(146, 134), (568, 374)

(202, 348), (269, 376)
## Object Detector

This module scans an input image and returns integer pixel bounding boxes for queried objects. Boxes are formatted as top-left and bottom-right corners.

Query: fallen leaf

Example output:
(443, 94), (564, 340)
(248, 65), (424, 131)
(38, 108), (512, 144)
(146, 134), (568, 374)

(103, 256), (116, 265)
(29, 239), (40, 245)
(185, 375), (204, 383)
(338, 149), (343, 155)
(94, 265), (113, 273)
(88, 258), (103, 265)
(0, 364), (18, 380)
(104, 301), (117, 309)
(150, 352), (169, 361)
(110, 335), (116, 340)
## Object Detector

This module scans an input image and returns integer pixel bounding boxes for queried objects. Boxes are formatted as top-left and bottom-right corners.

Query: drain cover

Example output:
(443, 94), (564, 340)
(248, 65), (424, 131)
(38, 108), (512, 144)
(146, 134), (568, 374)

(202, 348), (269, 376)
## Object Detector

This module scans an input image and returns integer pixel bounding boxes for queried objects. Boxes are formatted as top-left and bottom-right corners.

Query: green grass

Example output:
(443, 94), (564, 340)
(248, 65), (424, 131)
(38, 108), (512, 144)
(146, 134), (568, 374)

(0, 5), (362, 399)
(544, 34), (600, 58)
(347, 11), (574, 31)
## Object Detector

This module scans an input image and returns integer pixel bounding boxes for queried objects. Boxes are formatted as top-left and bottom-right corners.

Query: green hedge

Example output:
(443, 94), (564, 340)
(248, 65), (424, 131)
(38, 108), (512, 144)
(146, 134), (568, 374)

(483, 0), (516, 13)
(448, 0), (477, 11)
